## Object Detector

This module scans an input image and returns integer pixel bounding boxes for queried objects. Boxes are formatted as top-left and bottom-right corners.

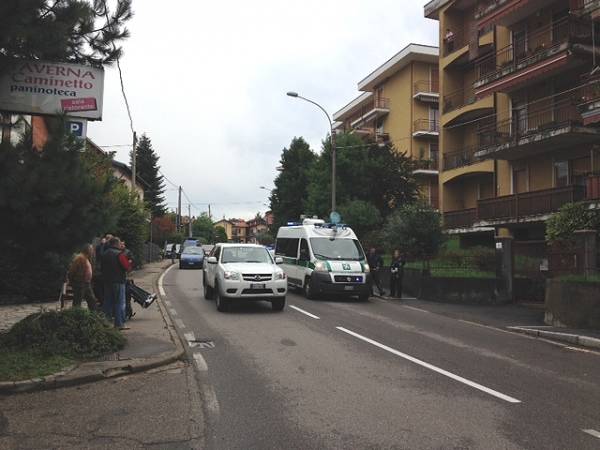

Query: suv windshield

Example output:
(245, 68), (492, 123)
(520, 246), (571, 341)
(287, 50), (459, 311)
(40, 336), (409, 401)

(221, 247), (273, 264)
(310, 238), (365, 261)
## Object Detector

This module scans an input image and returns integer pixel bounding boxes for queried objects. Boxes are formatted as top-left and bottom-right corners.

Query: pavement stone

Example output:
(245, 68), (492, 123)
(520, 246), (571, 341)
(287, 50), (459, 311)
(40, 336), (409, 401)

(0, 302), (59, 332)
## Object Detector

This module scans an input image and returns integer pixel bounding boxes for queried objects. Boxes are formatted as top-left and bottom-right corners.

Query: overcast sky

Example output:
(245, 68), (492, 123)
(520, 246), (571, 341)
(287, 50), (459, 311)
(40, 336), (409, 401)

(88, 0), (438, 221)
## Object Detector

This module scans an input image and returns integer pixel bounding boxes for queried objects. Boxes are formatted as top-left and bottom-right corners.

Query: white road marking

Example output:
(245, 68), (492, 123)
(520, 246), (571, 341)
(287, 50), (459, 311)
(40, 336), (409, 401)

(401, 305), (430, 314)
(193, 353), (208, 371)
(202, 384), (220, 416)
(169, 308), (178, 316)
(582, 429), (600, 439)
(174, 318), (185, 329)
(157, 264), (175, 297)
(289, 305), (320, 319)
(336, 326), (522, 404)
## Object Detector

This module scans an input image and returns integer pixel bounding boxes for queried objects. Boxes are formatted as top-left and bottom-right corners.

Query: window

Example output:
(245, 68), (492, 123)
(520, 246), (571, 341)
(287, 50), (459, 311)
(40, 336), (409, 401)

(275, 238), (299, 258)
(554, 161), (569, 187)
(299, 239), (310, 261)
(309, 238), (365, 261)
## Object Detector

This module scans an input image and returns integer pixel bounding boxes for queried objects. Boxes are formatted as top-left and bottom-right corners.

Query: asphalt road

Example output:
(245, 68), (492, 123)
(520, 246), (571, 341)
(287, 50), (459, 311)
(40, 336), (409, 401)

(164, 265), (600, 450)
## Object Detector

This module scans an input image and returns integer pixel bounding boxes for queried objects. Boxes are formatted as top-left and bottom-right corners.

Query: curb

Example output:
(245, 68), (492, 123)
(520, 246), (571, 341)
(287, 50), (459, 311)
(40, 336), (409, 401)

(508, 326), (600, 350)
(0, 262), (185, 395)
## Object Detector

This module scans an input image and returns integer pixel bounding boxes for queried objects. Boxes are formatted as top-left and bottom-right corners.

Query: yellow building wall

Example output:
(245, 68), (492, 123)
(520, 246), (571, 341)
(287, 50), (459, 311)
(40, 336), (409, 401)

(381, 62), (414, 157)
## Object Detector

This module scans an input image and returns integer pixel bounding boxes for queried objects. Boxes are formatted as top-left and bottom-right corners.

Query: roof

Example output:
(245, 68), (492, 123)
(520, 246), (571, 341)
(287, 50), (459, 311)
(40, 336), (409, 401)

(111, 160), (151, 189)
(215, 243), (265, 248)
(357, 43), (439, 92)
(424, 0), (452, 19)
(333, 92), (374, 121)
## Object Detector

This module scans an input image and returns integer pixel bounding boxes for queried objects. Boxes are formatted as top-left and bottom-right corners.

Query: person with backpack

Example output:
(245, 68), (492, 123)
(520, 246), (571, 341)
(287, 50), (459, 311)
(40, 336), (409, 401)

(68, 244), (98, 311)
(101, 237), (132, 329)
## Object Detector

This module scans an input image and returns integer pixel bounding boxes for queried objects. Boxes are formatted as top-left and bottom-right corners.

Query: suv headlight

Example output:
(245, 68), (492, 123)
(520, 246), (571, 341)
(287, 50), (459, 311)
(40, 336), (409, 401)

(314, 261), (329, 272)
(274, 271), (286, 280)
(224, 271), (241, 280)
(363, 263), (370, 273)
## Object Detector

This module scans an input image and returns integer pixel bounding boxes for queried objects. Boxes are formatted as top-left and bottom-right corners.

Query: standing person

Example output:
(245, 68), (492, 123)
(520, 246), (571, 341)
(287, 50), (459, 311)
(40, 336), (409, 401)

(367, 247), (385, 296)
(170, 243), (177, 264)
(92, 234), (113, 303)
(68, 244), (98, 311)
(120, 241), (136, 320)
(390, 249), (406, 299)
(101, 237), (132, 330)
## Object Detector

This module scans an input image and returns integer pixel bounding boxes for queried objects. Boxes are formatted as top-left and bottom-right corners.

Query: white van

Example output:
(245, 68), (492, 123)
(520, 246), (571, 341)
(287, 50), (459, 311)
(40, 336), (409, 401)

(275, 219), (372, 301)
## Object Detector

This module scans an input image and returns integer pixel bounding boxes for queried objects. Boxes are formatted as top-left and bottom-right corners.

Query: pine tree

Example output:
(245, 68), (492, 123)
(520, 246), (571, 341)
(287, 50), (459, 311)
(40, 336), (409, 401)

(0, 0), (132, 69)
(132, 134), (166, 218)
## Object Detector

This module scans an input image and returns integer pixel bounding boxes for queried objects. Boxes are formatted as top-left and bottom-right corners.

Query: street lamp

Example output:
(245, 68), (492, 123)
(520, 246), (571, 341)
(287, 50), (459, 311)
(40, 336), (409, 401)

(286, 91), (337, 214)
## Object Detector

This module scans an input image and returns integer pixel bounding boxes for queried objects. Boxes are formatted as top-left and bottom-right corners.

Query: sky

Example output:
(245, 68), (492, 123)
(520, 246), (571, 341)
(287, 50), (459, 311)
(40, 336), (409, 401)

(88, 0), (438, 221)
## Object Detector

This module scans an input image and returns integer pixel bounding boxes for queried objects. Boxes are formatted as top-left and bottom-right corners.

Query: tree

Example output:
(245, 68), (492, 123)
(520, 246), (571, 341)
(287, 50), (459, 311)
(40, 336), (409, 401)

(152, 215), (177, 245)
(214, 226), (228, 243)
(133, 134), (166, 217)
(270, 137), (316, 230)
(0, 120), (115, 302)
(0, 0), (132, 69)
(305, 133), (418, 219)
(338, 200), (382, 240)
(546, 202), (600, 243)
(110, 183), (148, 265)
(255, 231), (275, 246)
(192, 213), (215, 244)
(382, 203), (444, 265)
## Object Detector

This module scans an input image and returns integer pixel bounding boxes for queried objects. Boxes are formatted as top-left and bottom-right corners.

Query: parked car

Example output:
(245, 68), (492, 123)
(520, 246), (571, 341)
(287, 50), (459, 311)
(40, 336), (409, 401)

(179, 246), (204, 269)
(203, 243), (287, 312)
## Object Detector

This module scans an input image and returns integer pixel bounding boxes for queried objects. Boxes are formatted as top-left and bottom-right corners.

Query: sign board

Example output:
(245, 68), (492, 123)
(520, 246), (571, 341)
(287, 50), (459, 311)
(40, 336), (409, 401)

(0, 60), (104, 120)
(66, 119), (87, 140)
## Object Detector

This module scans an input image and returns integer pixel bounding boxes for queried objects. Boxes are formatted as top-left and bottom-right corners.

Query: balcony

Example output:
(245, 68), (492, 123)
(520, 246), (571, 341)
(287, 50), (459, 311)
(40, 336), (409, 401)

(571, 0), (600, 17)
(413, 156), (439, 175)
(444, 208), (477, 229)
(443, 86), (476, 114)
(350, 98), (390, 129)
(475, 100), (600, 160)
(476, 0), (555, 30)
(576, 79), (600, 125)
(587, 174), (600, 199)
(413, 80), (439, 103)
(474, 17), (593, 97)
(413, 119), (439, 138)
(443, 146), (479, 171)
(478, 185), (587, 224)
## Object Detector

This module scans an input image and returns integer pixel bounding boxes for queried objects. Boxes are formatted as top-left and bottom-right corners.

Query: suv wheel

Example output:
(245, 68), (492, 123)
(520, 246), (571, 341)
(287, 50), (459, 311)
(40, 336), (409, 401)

(215, 287), (230, 312)
(271, 297), (285, 311)
(303, 277), (316, 300)
(203, 274), (213, 300)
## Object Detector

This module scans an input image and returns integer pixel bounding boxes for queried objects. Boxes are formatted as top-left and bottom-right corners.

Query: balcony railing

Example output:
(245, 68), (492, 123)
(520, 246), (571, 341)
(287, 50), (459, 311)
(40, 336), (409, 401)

(475, 0), (511, 20)
(477, 100), (583, 152)
(413, 157), (439, 172)
(413, 119), (440, 134)
(444, 208), (477, 229)
(572, 0), (600, 14)
(443, 29), (467, 57)
(374, 97), (391, 109)
(475, 17), (592, 88)
(478, 185), (587, 222)
(443, 146), (479, 171)
(587, 174), (600, 199)
(414, 80), (439, 96)
(443, 85), (477, 114)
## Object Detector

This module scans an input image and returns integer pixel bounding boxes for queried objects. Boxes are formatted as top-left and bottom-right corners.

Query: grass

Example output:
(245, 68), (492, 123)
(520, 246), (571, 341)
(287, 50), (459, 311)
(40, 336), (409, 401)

(0, 349), (73, 382)
(0, 309), (125, 382)
(558, 274), (600, 284)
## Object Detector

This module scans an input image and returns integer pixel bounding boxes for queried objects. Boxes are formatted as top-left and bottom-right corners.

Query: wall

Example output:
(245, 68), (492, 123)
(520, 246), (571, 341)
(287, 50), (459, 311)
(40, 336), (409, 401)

(545, 279), (600, 329)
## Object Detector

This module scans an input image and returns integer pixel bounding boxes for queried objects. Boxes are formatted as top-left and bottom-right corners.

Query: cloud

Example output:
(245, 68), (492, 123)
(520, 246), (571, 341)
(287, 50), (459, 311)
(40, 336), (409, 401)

(88, 0), (437, 220)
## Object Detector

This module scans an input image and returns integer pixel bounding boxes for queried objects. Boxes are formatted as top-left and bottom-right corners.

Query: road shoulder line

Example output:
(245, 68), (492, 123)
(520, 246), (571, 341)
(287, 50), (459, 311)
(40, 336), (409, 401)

(289, 305), (320, 319)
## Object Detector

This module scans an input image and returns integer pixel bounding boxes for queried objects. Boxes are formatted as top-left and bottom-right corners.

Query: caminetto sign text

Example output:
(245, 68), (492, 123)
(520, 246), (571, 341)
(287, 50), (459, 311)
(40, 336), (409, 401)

(0, 60), (104, 120)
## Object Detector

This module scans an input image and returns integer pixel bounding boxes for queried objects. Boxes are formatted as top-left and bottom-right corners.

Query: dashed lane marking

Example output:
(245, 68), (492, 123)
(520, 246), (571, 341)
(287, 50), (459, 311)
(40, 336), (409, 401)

(193, 353), (208, 371)
(289, 305), (320, 320)
(174, 318), (185, 329)
(336, 326), (522, 404)
(582, 429), (600, 440)
(401, 305), (431, 314)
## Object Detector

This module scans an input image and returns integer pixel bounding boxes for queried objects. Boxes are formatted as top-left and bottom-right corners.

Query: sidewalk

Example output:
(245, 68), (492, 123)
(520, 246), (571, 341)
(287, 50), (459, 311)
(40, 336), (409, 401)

(384, 296), (600, 350)
(0, 260), (184, 394)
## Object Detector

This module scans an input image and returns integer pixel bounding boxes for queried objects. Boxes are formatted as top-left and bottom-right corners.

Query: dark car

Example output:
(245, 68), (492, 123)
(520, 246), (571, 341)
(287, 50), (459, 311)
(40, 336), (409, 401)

(179, 246), (204, 269)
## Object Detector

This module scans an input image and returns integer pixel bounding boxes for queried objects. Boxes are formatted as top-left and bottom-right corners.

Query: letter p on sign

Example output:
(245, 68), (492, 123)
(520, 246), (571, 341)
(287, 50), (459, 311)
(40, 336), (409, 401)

(67, 119), (87, 139)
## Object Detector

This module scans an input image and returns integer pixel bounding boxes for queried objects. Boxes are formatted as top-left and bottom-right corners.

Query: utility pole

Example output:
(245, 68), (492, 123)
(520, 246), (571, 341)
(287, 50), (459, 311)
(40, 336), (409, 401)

(131, 131), (137, 193)
(208, 204), (212, 220)
(177, 186), (182, 232)
(188, 204), (192, 238)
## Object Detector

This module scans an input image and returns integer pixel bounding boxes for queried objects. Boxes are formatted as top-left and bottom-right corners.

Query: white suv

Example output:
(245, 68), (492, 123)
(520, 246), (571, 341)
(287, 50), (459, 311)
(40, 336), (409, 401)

(203, 244), (288, 312)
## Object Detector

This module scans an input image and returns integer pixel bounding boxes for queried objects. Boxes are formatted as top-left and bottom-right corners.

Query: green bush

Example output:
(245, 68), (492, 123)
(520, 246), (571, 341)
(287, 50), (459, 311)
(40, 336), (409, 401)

(0, 309), (125, 359)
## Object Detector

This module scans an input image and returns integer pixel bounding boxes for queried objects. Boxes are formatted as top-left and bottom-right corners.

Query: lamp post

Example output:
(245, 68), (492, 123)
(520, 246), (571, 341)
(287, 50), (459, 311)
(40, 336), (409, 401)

(286, 92), (337, 214)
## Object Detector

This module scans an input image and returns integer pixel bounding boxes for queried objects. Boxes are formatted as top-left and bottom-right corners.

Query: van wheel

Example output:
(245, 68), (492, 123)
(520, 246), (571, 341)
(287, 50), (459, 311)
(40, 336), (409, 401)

(203, 274), (213, 300)
(271, 297), (285, 311)
(215, 287), (229, 312)
(303, 277), (316, 300)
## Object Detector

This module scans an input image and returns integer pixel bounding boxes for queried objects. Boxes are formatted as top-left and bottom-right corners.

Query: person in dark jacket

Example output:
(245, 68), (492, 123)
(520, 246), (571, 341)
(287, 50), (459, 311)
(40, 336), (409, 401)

(101, 237), (132, 329)
(390, 249), (406, 299)
(93, 234), (113, 304)
(367, 247), (385, 296)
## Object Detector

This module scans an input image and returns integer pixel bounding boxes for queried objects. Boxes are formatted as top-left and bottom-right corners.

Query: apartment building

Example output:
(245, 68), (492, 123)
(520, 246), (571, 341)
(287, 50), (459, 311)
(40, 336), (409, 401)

(214, 219), (249, 243)
(425, 0), (600, 244)
(333, 44), (441, 209)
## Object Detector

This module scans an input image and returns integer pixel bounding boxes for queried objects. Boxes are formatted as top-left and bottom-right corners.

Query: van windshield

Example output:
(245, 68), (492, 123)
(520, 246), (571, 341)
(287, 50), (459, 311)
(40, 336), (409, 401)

(310, 238), (365, 261)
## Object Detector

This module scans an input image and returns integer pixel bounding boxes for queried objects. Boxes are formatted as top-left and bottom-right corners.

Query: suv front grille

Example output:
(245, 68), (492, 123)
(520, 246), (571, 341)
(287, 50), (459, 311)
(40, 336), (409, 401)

(334, 275), (363, 283)
(242, 274), (272, 282)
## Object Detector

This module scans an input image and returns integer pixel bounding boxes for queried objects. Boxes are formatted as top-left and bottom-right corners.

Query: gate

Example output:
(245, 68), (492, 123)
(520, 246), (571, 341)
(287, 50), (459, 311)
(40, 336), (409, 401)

(513, 240), (548, 302)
